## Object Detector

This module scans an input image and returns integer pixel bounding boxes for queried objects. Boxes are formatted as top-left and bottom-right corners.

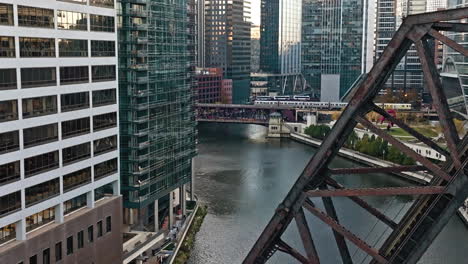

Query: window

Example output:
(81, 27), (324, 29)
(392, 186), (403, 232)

(0, 100), (18, 122)
(0, 161), (20, 185)
(92, 65), (116, 82)
(94, 183), (113, 201)
(22, 96), (57, 118)
(26, 207), (54, 232)
(94, 135), (117, 156)
(63, 143), (91, 165)
(29, 255), (37, 264)
(0, 224), (15, 244)
(0, 36), (15, 57)
(63, 168), (92, 192)
(19, 37), (55, 57)
(91, 40), (115, 57)
(57, 10), (87, 30)
(0, 131), (19, 154)
(62, 117), (90, 138)
(25, 178), (59, 206)
(55, 242), (62, 262)
(77, 231), (84, 249)
(0, 191), (21, 216)
(90, 14), (115, 32)
(90, 0), (115, 8)
(0, 69), (17, 90)
(92, 89), (116, 107)
(59, 39), (88, 57)
(94, 158), (118, 180)
(88, 225), (94, 243)
(24, 151), (59, 177)
(66, 236), (73, 255)
(64, 194), (87, 215)
(93, 112), (117, 131)
(58, 0), (87, 4)
(0, 4), (13, 25)
(60, 66), (89, 85)
(24, 123), (58, 148)
(106, 216), (111, 233)
(97, 221), (103, 237)
(61, 92), (89, 112)
(18, 6), (54, 28)
(21, 67), (57, 88)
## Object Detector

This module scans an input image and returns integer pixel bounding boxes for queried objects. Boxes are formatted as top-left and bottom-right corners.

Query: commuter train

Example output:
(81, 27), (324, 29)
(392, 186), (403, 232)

(254, 100), (412, 110)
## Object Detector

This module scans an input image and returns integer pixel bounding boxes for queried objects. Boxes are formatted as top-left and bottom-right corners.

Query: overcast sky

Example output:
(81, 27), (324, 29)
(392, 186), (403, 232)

(251, 0), (261, 25)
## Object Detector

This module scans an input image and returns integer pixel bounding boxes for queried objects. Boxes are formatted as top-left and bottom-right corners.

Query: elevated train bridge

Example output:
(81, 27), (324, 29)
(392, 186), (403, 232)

(241, 8), (468, 264)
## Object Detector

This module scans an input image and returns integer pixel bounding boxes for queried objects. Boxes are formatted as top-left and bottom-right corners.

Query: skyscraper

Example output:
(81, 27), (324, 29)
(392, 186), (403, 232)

(302, 0), (375, 101)
(118, 0), (197, 230)
(260, 0), (302, 95)
(205, 0), (251, 103)
(0, 0), (122, 263)
(441, 0), (468, 116)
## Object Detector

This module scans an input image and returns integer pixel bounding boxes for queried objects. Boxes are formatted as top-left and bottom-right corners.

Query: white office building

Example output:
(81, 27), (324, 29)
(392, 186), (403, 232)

(0, 1), (122, 263)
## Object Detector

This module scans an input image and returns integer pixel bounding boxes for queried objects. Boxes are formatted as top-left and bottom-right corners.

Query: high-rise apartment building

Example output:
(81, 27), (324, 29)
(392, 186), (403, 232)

(302, 0), (375, 101)
(204, 0), (251, 104)
(441, 0), (468, 116)
(260, 0), (302, 95)
(0, 0), (122, 263)
(118, 0), (196, 230)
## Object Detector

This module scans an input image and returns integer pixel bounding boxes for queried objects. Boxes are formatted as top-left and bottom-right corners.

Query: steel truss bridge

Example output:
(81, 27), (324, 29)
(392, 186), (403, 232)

(195, 103), (300, 125)
(243, 8), (468, 264)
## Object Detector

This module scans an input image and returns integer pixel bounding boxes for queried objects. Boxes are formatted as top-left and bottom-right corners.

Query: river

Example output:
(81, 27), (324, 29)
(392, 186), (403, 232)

(188, 123), (468, 264)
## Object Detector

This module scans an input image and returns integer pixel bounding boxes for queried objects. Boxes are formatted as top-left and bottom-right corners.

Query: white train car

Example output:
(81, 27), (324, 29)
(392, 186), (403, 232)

(254, 100), (412, 111)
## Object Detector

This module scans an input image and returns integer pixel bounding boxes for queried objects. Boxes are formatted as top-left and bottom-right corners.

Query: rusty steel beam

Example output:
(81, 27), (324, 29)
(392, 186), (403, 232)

(414, 39), (462, 169)
(303, 200), (388, 264)
(356, 116), (452, 181)
(371, 103), (450, 158)
(428, 29), (468, 57)
(295, 208), (321, 264)
(306, 186), (447, 198)
(276, 239), (310, 264)
(326, 178), (398, 229)
(244, 18), (413, 264)
(320, 184), (353, 264)
(432, 22), (468, 32)
(244, 8), (468, 264)
(329, 165), (427, 175)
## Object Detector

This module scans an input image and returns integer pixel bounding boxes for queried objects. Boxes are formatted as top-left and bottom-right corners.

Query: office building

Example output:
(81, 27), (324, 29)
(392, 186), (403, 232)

(118, 0), (197, 231)
(204, 0), (251, 104)
(302, 0), (375, 101)
(260, 0), (302, 95)
(0, 0), (122, 263)
(194, 67), (223, 103)
(441, 0), (468, 116)
(251, 24), (260, 73)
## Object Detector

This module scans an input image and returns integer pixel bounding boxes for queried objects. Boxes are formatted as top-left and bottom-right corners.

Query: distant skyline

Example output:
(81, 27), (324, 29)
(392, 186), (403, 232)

(252, 0), (261, 25)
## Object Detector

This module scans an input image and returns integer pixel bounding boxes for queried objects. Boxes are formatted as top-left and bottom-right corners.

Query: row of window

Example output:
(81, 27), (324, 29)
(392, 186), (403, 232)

(0, 161), (116, 215)
(0, 37), (116, 58)
(0, 117), (116, 158)
(23, 136), (117, 177)
(0, 90), (116, 122)
(0, 183), (114, 244)
(59, 0), (115, 9)
(30, 216), (112, 264)
(0, 4), (115, 32)
(0, 66), (116, 91)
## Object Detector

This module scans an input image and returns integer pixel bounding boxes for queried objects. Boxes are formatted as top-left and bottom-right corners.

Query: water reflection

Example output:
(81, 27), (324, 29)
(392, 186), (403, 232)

(189, 123), (468, 264)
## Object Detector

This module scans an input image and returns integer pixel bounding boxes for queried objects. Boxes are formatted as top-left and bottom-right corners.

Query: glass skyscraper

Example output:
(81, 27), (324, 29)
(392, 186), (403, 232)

(260, 0), (302, 95)
(302, 0), (375, 101)
(118, 0), (197, 229)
